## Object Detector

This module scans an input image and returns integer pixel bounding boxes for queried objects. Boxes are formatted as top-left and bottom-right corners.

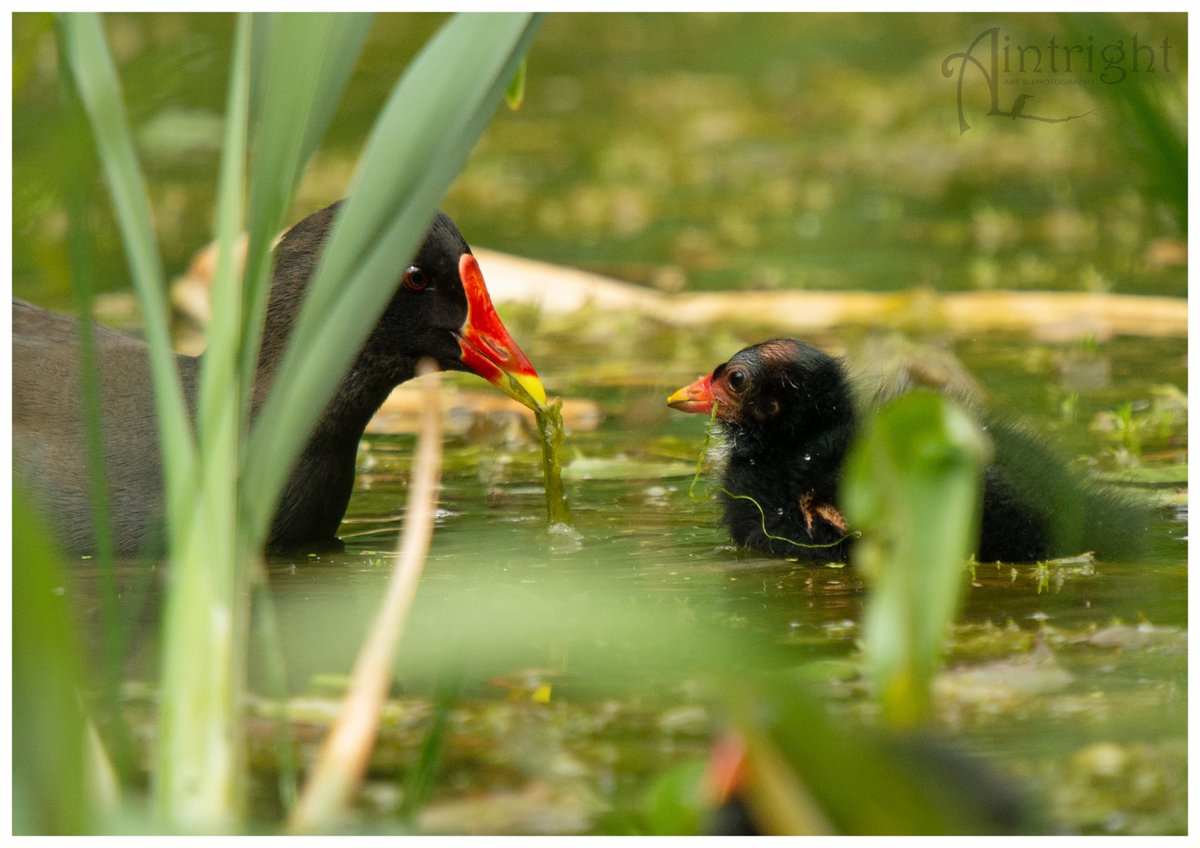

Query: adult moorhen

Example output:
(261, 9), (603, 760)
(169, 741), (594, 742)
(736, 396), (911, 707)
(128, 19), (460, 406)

(14, 201), (546, 556)
(668, 338), (1150, 563)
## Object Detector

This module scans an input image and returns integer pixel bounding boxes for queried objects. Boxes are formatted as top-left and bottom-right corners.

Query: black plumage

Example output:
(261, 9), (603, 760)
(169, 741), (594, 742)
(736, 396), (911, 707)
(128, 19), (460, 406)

(14, 201), (544, 556)
(669, 338), (1150, 563)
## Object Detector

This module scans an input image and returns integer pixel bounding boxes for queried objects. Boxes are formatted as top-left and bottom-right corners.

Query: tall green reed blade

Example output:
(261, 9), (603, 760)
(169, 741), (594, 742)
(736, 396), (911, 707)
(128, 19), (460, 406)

(190, 10), (251, 561)
(151, 15), (254, 829)
(13, 486), (90, 834)
(242, 12), (544, 543)
(194, 14), (252, 458)
(841, 392), (988, 727)
(55, 21), (138, 781)
(239, 13), (375, 397)
(59, 12), (242, 823)
(57, 13), (196, 546)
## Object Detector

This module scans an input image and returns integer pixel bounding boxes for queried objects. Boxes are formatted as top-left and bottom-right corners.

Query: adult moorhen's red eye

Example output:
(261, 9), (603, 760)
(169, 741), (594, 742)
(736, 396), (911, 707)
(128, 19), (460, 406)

(727, 369), (747, 392)
(403, 264), (429, 291)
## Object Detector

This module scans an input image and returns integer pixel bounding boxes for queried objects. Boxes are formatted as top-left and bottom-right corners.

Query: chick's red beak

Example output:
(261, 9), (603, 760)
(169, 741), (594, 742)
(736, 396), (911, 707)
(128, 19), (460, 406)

(667, 373), (716, 415)
(456, 253), (547, 410)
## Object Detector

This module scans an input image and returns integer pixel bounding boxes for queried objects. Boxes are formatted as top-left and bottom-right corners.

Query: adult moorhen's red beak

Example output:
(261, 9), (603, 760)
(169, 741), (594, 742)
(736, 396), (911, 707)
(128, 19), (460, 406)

(456, 253), (547, 411)
(667, 373), (716, 415)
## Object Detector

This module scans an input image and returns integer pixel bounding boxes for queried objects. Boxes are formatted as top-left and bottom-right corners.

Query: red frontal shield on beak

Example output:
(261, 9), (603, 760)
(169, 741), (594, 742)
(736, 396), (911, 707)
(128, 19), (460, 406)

(456, 253), (547, 410)
(667, 373), (716, 415)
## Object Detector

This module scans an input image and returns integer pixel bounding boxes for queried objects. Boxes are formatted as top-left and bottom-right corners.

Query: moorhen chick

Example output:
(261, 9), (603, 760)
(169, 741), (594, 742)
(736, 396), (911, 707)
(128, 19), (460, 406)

(668, 338), (1149, 563)
(14, 201), (546, 556)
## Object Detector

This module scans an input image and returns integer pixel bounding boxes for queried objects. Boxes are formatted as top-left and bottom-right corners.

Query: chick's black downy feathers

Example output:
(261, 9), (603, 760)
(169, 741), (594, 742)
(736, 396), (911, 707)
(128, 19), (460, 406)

(669, 338), (1151, 564)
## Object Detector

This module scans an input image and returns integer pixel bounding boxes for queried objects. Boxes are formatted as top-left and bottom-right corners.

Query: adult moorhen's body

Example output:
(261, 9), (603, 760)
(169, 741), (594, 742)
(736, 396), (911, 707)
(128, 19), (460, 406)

(668, 338), (1149, 563)
(14, 201), (545, 556)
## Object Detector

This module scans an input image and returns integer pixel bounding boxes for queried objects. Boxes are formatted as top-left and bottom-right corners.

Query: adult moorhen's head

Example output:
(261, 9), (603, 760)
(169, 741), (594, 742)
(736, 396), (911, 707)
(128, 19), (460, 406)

(667, 338), (854, 452)
(266, 202), (546, 410)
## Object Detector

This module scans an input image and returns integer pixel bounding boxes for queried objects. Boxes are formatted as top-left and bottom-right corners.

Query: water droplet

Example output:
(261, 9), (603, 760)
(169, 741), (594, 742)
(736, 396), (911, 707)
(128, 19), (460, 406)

(775, 507), (784, 516)
(803, 453), (812, 462)
(748, 458), (756, 465)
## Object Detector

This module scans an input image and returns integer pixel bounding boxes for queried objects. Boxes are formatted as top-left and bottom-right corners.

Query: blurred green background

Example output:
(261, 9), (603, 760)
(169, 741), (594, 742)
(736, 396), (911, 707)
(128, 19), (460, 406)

(13, 12), (1186, 309)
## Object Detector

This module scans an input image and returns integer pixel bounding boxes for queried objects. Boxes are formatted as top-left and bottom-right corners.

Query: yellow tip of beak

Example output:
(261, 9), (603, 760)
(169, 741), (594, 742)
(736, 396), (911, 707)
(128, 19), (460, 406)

(665, 386), (690, 408)
(500, 371), (548, 411)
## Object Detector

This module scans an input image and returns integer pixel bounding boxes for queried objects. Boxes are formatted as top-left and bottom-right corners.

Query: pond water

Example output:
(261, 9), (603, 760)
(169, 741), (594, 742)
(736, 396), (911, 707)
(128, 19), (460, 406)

(73, 324), (1186, 834)
(289, 333), (1185, 836)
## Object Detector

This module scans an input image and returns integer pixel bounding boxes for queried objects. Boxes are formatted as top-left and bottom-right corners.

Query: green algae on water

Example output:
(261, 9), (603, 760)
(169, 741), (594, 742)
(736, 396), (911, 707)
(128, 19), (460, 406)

(535, 397), (573, 528)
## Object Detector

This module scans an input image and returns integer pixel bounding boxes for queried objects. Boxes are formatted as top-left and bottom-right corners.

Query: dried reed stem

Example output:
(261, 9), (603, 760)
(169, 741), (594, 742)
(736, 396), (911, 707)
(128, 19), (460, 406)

(288, 361), (443, 832)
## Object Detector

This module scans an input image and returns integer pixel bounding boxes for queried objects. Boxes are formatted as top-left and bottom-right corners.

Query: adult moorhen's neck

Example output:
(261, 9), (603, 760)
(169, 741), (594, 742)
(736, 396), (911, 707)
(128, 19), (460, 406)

(247, 299), (411, 549)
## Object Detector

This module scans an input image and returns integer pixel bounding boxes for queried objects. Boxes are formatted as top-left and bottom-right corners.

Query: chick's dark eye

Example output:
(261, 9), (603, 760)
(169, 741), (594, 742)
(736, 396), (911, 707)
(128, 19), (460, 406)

(727, 369), (747, 392)
(402, 265), (429, 291)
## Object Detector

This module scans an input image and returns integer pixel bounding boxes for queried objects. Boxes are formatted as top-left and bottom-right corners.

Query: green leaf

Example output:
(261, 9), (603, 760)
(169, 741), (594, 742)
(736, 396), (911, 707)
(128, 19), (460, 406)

(240, 13), (375, 393)
(56, 13), (196, 537)
(13, 486), (90, 835)
(841, 392), (989, 727)
(152, 15), (255, 828)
